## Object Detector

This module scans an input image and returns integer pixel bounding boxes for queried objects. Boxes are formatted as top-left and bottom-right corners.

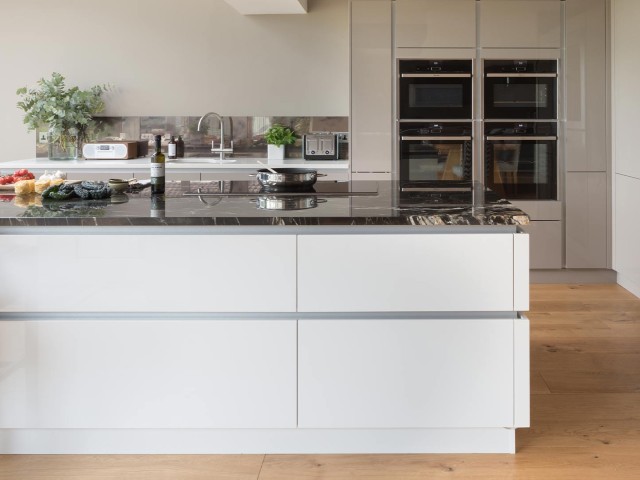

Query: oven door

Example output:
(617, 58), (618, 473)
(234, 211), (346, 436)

(399, 74), (472, 120)
(484, 74), (557, 119)
(400, 135), (473, 183)
(484, 136), (557, 200)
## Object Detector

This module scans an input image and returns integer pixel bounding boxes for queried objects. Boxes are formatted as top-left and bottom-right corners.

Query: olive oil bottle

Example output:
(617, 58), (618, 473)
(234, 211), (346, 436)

(150, 135), (165, 194)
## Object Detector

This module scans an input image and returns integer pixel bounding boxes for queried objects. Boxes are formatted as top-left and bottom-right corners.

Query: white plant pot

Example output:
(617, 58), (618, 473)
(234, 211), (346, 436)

(267, 144), (285, 161)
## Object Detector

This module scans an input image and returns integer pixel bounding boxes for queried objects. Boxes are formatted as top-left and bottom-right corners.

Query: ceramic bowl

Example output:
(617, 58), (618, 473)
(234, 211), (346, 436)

(108, 179), (129, 194)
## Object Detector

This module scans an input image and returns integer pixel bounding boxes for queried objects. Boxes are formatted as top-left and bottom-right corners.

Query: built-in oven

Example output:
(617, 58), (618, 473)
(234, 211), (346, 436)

(399, 122), (473, 187)
(484, 60), (557, 120)
(484, 122), (557, 200)
(399, 60), (473, 120)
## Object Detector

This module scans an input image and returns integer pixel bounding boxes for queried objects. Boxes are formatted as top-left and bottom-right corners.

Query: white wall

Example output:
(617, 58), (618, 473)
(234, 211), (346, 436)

(0, 0), (349, 161)
(612, 0), (640, 297)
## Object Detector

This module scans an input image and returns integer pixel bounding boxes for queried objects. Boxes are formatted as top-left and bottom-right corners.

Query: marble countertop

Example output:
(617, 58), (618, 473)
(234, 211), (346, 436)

(1, 157), (349, 172)
(0, 180), (530, 227)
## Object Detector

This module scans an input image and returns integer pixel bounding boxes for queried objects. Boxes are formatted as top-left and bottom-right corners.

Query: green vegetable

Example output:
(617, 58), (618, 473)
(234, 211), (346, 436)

(264, 124), (296, 147)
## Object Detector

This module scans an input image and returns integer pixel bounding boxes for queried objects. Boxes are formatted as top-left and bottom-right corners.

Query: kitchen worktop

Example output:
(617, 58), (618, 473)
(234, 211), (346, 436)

(0, 157), (349, 172)
(0, 180), (529, 227)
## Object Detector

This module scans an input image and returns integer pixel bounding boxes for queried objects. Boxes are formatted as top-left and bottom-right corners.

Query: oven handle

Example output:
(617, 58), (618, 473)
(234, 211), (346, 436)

(401, 73), (472, 78)
(486, 136), (557, 141)
(401, 136), (472, 141)
(486, 73), (557, 78)
(402, 187), (472, 192)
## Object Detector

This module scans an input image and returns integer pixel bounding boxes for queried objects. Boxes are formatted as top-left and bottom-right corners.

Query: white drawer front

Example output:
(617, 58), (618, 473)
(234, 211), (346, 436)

(0, 235), (296, 313)
(298, 319), (514, 428)
(0, 320), (297, 428)
(298, 234), (515, 312)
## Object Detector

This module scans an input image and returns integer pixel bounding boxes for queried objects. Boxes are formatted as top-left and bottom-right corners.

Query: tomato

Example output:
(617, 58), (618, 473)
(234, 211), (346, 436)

(0, 176), (14, 185)
(14, 169), (28, 176)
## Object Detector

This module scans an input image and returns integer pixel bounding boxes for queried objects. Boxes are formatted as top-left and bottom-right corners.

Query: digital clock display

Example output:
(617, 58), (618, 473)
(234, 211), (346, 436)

(99, 145), (111, 151)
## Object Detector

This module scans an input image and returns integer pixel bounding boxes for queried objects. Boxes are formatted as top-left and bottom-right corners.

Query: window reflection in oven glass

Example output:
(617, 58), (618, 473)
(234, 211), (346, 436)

(485, 141), (556, 200)
(407, 143), (470, 181)
(493, 84), (548, 109)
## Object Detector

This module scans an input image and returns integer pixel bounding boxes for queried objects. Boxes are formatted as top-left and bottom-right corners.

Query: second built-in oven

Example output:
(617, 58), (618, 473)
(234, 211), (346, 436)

(399, 122), (473, 186)
(484, 60), (558, 120)
(484, 122), (558, 200)
(399, 60), (473, 120)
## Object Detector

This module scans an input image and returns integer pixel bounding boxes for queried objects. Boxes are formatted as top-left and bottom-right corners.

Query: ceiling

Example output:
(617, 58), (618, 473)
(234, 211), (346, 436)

(223, 0), (308, 15)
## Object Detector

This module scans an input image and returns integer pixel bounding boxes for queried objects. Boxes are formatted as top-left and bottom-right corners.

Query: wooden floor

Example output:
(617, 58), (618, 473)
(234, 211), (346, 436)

(1, 284), (639, 479)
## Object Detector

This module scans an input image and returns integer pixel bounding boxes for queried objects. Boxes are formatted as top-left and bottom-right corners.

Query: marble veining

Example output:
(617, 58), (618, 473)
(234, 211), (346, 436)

(0, 181), (529, 227)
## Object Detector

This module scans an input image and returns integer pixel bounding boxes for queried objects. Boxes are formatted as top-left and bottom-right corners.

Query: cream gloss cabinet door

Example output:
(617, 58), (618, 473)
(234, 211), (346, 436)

(298, 319), (515, 428)
(350, 0), (393, 175)
(395, 0), (476, 48)
(565, 0), (608, 172)
(478, 1), (563, 48)
(0, 235), (297, 313)
(297, 234), (518, 312)
(0, 319), (297, 428)
(565, 172), (608, 268)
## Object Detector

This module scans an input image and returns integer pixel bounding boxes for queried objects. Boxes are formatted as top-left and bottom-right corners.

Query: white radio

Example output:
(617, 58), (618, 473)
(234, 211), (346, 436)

(82, 141), (139, 160)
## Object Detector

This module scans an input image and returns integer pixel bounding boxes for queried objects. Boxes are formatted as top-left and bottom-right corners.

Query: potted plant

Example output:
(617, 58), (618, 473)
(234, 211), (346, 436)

(16, 73), (109, 160)
(264, 124), (296, 161)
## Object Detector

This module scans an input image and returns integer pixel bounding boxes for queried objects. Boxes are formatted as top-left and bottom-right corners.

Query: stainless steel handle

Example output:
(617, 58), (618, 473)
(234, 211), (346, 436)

(486, 73), (557, 78)
(401, 136), (472, 141)
(401, 73), (472, 78)
(486, 136), (557, 141)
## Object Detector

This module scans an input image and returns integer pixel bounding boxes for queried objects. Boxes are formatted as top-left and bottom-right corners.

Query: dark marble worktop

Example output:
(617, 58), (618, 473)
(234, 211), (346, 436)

(0, 180), (529, 227)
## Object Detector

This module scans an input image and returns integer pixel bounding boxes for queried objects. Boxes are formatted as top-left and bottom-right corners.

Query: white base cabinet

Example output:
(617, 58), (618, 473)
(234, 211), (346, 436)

(0, 229), (529, 453)
(298, 318), (517, 428)
(0, 320), (297, 429)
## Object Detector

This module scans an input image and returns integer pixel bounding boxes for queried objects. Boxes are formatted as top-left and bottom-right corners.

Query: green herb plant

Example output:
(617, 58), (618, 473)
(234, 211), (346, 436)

(264, 124), (296, 147)
(16, 72), (110, 151)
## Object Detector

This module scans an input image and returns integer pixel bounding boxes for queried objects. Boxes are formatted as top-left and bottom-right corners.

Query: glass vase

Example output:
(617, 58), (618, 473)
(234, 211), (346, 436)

(47, 130), (79, 160)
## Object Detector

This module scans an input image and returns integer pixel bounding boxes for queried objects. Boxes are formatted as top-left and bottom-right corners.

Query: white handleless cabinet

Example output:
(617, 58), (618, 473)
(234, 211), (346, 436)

(395, 0), (476, 48)
(350, 0), (392, 175)
(0, 235), (296, 313)
(478, 1), (563, 48)
(297, 234), (526, 312)
(298, 319), (514, 428)
(0, 320), (297, 428)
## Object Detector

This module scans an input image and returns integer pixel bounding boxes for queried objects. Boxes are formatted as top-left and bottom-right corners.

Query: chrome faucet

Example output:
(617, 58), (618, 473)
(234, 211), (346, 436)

(197, 112), (234, 161)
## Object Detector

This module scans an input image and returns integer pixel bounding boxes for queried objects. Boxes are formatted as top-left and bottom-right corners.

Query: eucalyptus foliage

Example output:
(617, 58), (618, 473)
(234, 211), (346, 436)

(264, 124), (296, 147)
(16, 72), (109, 148)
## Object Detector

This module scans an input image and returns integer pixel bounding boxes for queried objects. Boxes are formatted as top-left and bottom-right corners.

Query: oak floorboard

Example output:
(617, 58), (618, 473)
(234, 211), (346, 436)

(1, 284), (639, 479)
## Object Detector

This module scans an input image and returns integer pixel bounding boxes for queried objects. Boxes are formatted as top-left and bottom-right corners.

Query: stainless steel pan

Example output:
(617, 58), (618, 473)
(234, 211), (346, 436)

(255, 168), (326, 189)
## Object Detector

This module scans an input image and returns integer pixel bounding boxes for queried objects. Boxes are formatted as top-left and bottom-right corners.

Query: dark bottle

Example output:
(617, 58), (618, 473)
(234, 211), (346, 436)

(176, 135), (185, 158)
(150, 194), (166, 219)
(167, 135), (177, 160)
(150, 135), (165, 195)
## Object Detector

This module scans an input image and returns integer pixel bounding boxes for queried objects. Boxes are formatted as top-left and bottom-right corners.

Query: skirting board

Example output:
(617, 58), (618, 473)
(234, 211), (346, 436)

(0, 428), (517, 454)
(530, 269), (617, 284)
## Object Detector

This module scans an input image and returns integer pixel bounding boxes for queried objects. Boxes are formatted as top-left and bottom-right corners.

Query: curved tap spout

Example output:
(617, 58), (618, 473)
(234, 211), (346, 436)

(197, 112), (233, 161)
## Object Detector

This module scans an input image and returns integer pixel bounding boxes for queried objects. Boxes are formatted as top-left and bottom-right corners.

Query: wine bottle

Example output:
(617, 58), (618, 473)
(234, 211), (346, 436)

(176, 135), (185, 158)
(150, 135), (165, 195)
(168, 135), (177, 160)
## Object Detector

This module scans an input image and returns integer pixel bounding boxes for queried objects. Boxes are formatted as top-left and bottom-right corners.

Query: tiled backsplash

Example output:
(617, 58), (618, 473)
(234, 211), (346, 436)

(36, 116), (349, 159)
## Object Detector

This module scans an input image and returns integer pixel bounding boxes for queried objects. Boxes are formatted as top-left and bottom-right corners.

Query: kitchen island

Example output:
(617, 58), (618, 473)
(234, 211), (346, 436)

(0, 180), (530, 454)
